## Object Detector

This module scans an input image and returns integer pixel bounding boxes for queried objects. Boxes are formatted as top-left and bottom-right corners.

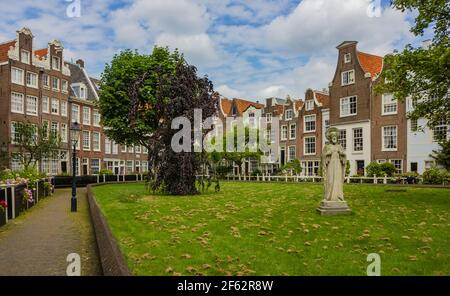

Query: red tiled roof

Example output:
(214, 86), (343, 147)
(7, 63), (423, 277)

(295, 100), (304, 111)
(235, 98), (264, 114)
(0, 40), (15, 62)
(357, 51), (383, 78)
(220, 98), (232, 115)
(35, 48), (48, 60)
(315, 92), (330, 107)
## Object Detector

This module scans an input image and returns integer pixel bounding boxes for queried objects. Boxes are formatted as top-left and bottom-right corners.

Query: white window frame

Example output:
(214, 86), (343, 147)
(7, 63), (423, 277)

(93, 132), (101, 152)
(52, 56), (61, 71)
(83, 106), (91, 126)
(382, 94), (398, 115)
(42, 96), (50, 113)
(266, 113), (272, 123)
(21, 49), (30, 64)
(390, 159), (403, 174)
(305, 100), (314, 111)
(304, 114), (316, 133)
(353, 128), (364, 152)
(26, 95), (38, 116)
(285, 109), (293, 121)
(289, 123), (296, 140)
(344, 53), (351, 63)
(60, 123), (68, 143)
(340, 96), (357, 117)
(62, 80), (69, 93)
(304, 136), (316, 155)
(93, 109), (101, 126)
(288, 146), (296, 162)
(82, 130), (91, 151)
(11, 67), (24, 85)
(51, 98), (59, 115)
(72, 104), (80, 123)
(61, 101), (68, 117)
(382, 126), (398, 151)
(281, 125), (288, 141)
(52, 77), (60, 91)
(42, 74), (50, 88)
(26, 72), (38, 88)
(11, 92), (24, 114)
(341, 69), (355, 86)
(105, 137), (111, 154)
(433, 120), (448, 142)
(50, 122), (59, 138)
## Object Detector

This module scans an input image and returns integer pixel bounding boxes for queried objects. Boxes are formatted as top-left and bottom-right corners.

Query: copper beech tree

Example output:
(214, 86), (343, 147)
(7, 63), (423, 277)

(99, 47), (219, 195)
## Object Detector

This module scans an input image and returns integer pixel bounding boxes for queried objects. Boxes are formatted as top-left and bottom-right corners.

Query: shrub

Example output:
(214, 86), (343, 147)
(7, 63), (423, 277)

(251, 169), (262, 177)
(422, 168), (448, 185)
(98, 169), (114, 175)
(380, 162), (396, 177)
(216, 165), (233, 178)
(366, 162), (382, 177)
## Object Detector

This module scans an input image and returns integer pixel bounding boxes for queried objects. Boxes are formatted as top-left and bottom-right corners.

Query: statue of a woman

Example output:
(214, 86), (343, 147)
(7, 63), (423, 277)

(318, 127), (351, 215)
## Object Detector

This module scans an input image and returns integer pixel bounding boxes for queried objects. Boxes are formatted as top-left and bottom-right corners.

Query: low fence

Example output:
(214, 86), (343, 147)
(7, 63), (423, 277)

(223, 174), (447, 186)
(54, 174), (147, 188)
(0, 178), (53, 228)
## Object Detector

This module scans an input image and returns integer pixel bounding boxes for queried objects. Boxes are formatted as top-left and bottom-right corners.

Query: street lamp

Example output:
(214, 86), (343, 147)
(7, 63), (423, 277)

(70, 121), (81, 212)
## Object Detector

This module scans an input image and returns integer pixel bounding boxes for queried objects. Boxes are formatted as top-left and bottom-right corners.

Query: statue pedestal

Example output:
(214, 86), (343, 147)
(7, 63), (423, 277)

(317, 201), (352, 216)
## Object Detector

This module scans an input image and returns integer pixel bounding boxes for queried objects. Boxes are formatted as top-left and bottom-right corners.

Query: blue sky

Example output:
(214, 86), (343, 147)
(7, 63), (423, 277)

(0, 0), (420, 101)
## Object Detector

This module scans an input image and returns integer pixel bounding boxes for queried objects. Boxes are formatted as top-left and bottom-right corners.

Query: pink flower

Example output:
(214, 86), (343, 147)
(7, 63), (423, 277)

(0, 200), (7, 209)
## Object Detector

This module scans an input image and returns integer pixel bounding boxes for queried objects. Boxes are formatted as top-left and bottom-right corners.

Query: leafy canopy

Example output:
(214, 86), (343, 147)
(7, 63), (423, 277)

(375, 0), (450, 128)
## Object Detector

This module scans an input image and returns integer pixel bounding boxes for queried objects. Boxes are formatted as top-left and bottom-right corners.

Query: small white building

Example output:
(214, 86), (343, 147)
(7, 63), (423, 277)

(406, 98), (449, 174)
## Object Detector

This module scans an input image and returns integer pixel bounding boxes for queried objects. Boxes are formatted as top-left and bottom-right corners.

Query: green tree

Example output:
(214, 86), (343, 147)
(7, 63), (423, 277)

(430, 140), (450, 170)
(366, 162), (383, 177)
(11, 122), (60, 171)
(380, 162), (397, 177)
(99, 47), (218, 195)
(221, 126), (263, 175)
(281, 159), (303, 175)
(375, 0), (450, 128)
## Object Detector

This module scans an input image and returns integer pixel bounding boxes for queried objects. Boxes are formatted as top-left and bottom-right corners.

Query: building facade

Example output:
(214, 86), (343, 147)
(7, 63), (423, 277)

(1, 28), (447, 177)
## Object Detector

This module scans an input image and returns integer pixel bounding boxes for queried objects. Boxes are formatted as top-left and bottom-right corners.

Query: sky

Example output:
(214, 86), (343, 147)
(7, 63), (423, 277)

(0, 0), (423, 101)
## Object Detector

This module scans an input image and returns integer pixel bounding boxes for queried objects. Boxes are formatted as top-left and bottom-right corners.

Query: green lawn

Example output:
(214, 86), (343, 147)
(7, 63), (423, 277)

(92, 182), (450, 276)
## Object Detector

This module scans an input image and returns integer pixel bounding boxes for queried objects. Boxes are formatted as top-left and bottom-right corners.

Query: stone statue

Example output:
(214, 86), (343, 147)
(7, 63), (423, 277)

(317, 127), (352, 215)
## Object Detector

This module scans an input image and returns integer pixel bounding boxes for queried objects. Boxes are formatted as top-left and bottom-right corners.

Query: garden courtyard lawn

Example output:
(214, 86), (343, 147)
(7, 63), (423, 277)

(92, 182), (450, 276)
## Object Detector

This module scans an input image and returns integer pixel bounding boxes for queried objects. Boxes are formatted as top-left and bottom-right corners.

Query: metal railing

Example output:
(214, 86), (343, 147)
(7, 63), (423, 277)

(0, 178), (53, 227)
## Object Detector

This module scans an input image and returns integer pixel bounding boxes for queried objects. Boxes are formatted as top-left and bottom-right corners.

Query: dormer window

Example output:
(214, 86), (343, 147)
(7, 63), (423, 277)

(72, 83), (87, 99)
(344, 53), (351, 63)
(232, 106), (237, 116)
(21, 50), (30, 64)
(52, 56), (61, 70)
(285, 109), (293, 120)
(305, 100), (314, 111)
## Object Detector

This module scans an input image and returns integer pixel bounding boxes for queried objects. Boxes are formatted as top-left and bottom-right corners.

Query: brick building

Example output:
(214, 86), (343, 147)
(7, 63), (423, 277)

(0, 28), (148, 176)
(0, 28), (71, 174)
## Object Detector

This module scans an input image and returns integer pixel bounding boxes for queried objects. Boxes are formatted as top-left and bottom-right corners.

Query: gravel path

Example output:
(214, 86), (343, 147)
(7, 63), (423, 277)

(0, 188), (101, 276)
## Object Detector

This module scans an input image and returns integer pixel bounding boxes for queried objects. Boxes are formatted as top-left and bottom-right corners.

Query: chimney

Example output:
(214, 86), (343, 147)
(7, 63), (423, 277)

(76, 59), (85, 68)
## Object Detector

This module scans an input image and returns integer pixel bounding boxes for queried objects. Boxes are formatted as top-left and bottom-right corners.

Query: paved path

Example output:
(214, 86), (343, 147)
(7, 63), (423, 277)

(0, 188), (101, 276)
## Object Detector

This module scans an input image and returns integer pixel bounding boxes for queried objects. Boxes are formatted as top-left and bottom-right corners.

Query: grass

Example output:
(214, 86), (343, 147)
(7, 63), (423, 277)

(92, 182), (450, 276)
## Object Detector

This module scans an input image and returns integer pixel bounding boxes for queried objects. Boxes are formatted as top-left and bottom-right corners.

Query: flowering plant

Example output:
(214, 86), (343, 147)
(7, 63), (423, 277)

(0, 200), (7, 214)
(22, 189), (34, 204)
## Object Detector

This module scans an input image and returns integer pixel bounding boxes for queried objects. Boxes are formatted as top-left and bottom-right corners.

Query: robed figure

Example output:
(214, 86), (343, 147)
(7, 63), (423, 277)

(317, 127), (351, 215)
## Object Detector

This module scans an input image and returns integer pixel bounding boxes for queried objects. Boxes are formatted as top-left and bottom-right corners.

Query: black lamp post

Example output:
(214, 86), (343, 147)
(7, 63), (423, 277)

(70, 121), (81, 212)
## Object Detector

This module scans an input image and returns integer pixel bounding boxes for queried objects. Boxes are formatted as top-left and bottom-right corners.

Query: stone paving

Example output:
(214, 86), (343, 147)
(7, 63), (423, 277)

(0, 188), (101, 276)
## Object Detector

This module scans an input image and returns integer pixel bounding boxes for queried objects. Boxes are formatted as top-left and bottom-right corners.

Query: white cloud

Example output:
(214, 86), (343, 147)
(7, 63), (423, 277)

(0, 0), (417, 102)
(155, 33), (218, 66)
(216, 84), (242, 98)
